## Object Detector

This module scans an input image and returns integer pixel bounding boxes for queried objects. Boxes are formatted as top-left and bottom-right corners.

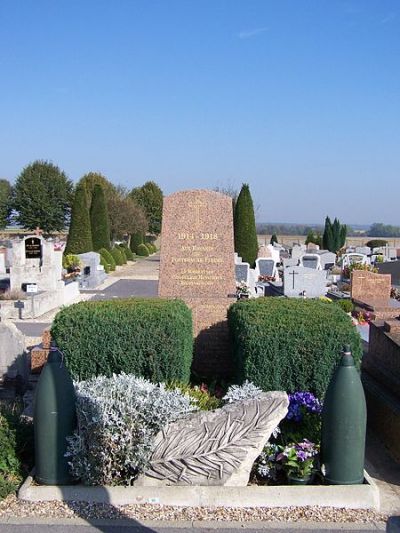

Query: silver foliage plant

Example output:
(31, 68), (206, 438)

(66, 373), (197, 486)
(222, 380), (263, 404)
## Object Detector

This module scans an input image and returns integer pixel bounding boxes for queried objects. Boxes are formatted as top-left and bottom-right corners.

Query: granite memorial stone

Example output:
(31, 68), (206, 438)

(159, 190), (236, 378)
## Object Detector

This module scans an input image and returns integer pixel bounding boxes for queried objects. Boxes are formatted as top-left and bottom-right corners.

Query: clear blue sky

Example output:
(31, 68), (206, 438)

(1, 1), (399, 225)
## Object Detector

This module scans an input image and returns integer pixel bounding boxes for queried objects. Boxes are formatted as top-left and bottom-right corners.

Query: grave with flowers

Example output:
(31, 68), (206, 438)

(21, 189), (379, 509)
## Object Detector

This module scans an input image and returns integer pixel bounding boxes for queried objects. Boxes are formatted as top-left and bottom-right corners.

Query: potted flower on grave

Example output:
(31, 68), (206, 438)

(276, 439), (320, 485)
(236, 281), (250, 299)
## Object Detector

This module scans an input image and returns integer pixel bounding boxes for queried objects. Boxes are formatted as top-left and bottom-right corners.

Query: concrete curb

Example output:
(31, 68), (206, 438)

(18, 471), (380, 510)
(0, 517), (387, 530)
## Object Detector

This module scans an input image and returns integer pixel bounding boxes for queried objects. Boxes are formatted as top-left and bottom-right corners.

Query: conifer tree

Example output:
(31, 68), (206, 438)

(90, 184), (111, 251)
(323, 216), (347, 253)
(233, 184), (258, 267)
(270, 233), (278, 245)
(65, 185), (92, 255)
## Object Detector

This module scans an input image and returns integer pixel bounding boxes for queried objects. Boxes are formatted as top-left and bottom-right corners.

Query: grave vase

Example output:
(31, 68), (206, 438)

(287, 474), (312, 486)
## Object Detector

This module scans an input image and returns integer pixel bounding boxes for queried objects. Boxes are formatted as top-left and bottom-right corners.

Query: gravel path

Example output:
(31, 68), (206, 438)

(0, 496), (388, 525)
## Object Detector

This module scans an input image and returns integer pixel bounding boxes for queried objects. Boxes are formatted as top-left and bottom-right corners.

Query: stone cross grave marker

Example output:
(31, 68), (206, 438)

(159, 190), (236, 378)
(283, 266), (327, 298)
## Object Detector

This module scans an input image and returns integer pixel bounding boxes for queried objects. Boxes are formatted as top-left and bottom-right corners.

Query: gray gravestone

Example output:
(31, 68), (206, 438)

(283, 266), (328, 298)
(300, 255), (320, 270)
(257, 258), (275, 277)
(0, 321), (28, 381)
(78, 252), (107, 289)
(316, 250), (337, 270)
(235, 263), (250, 284)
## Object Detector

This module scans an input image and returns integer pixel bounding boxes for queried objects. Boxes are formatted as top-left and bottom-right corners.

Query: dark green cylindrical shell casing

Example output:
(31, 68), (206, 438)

(321, 345), (367, 485)
(34, 348), (76, 485)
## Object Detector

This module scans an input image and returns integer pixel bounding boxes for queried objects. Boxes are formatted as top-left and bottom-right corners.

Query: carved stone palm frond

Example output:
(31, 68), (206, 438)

(136, 391), (288, 486)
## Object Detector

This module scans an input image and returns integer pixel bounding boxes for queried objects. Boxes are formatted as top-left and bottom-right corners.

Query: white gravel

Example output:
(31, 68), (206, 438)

(0, 495), (388, 524)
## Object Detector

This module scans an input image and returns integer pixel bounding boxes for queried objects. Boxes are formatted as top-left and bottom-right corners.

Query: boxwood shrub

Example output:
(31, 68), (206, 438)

(52, 298), (193, 382)
(228, 298), (362, 399)
(111, 247), (124, 266)
(98, 248), (116, 271)
(137, 243), (149, 257)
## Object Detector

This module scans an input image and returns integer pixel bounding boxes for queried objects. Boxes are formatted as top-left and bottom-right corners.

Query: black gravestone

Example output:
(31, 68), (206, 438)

(25, 237), (42, 259)
(235, 263), (249, 283)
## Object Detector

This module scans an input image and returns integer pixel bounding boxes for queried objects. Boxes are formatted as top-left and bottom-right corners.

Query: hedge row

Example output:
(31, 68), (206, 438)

(228, 298), (362, 399)
(51, 298), (193, 383)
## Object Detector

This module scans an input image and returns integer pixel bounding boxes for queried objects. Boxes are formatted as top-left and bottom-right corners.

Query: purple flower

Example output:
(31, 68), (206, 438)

(286, 392), (322, 423)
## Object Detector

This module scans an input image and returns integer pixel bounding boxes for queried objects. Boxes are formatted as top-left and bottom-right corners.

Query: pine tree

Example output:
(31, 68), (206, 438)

(90, 184), (111, 251)
(65, 185), (92, 255)
(233, 184), (258, 268)
(270, 234), (278, 245)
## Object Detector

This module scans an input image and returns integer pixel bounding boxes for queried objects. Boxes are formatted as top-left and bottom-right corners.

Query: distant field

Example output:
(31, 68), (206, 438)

(257, 235), (400, 248)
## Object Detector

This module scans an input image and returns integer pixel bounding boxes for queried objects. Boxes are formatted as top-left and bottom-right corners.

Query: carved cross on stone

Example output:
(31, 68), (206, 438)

(289, 269), (299, 289)
(188, 200), (206, 226)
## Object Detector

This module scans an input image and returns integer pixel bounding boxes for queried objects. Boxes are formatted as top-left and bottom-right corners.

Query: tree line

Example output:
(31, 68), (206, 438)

(256, 222), (400, 238)
(0, 161), (163, 245)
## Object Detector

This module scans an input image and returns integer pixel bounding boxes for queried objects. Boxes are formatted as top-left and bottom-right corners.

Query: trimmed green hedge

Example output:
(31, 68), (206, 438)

(98, 248), (116, 271)
(99, 254), (110, 273)
(228, 299), (362, 399)
(111, 247), (124, 266)
(52, 298), (193, 382)
(119, 243), (134, 260)
(137, 243), (149, 257)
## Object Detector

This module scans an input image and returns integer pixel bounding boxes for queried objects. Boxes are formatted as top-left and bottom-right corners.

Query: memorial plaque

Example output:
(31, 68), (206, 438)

(25, 237), (42, 259)
(159, 190), (236, 377)
(235, 263), (249, 283)
(258, 259), (274, 277)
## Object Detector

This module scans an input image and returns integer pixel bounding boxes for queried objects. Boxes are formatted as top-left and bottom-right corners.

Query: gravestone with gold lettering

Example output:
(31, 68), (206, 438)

(10, 235), (63, 293)
(159, 190), (236, 378)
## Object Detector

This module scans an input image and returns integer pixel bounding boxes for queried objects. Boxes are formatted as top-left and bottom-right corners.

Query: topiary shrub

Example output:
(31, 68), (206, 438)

(52, 298), (193, 382)
(137, 243), (149, 257)
(99, 254), (110, 273)
(110, 247), (124, 266)
(130, 232), (143, 254)
(366, 239), (388, 249)
(145, 243), (154, 254)
(98, 248), (116, 271)
(119, 247), (127, 264)
(228, 298), (362, 399)
(66, 374), (196, 485)
(119, 243), (134, 261)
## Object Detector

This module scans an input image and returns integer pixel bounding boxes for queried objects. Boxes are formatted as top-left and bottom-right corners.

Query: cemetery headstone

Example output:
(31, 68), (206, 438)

(78, 252), (107, 289)
(235, 262), (250, 284)
(316, 250), (337, 270)
(10, 236), (63, 293)
(355, 246), (371, 256)
(283, 266), (328, 298)
(351, 270), (391, 302)
(291, 244), (306, 261)
(159, 190), (236, 378)
(0, 321), (28, 381)
(256, 258), (276, 279)
(300, 254), (321, 270)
